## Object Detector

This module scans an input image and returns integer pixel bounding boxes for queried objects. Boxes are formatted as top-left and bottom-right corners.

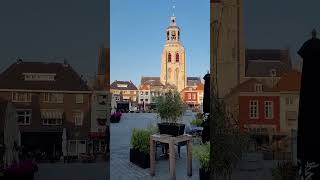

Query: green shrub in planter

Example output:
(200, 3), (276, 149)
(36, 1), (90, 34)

(191, 119), (203, 127)
(193, 143), (210, 180)
(130, 124), (158, 169)
(193, 143), (210, 171)
(130, 128), (151, 154)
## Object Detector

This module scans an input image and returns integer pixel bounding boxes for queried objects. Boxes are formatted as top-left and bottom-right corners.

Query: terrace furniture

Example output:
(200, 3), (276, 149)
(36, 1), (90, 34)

(150, 134), (192, 180)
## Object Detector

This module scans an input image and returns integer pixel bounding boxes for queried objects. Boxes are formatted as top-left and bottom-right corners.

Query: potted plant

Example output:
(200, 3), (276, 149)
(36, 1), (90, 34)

(272, 161), (297, 180)
(156, 90), (186, 136)
(193, 143), (210, 180)
(110, 111), (121, 123)
(129, 124), (158, 169)
(191, 118), (203, 127)
(3, 160), (38, 180)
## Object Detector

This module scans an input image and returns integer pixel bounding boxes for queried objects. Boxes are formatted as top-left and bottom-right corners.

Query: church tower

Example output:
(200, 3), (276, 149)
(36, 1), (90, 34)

(160, 15), (186, 92)
(212, 0), (245, 98)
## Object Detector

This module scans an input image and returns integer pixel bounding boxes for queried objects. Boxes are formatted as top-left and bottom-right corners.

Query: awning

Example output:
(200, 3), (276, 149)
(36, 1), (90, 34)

(41, 110), (63, 119)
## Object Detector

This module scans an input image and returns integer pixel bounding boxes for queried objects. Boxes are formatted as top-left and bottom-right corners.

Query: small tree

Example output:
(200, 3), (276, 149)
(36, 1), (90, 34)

(155, 90), (186, 124)
(210, 91), (249, 180)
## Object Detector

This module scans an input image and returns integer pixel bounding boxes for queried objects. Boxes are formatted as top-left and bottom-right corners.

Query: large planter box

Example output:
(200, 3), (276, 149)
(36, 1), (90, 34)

(129, 148), (150, 169)
(199, 168), (210, 180)
(158, 123), (185, 136)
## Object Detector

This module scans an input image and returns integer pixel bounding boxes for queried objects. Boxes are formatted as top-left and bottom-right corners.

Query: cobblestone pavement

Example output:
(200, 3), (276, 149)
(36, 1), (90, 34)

(110, 113), (200, 180)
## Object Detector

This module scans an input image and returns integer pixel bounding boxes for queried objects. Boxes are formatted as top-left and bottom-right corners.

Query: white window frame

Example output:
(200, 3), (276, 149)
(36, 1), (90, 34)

(249, 100), (259, 119)
(286, 97), (294, 105)
(265, 101), (274, 119)
(12, 92), (32, 102)
(254, 84), (263, 92)
(74, 111), (84, 126)
(76, 94), (84, 104)
(42, 93), (64, 103)
(17, 109), (32, 125)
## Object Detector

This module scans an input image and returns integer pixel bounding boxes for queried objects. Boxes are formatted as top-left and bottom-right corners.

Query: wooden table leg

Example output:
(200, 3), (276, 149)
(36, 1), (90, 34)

(150, 138), (155, 176)
(187, 140), (192, 177)
(169, 140), (176, 180)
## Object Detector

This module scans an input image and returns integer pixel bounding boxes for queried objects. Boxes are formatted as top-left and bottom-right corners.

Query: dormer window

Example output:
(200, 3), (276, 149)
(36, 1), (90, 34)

(254, 83), (263, 92)
(23, 73), (56, 81)
(117, 84), (128, 88)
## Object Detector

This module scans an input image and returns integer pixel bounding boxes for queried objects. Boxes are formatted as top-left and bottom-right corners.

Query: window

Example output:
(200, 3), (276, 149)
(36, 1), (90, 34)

(140, 91), (143, 95)
(192, 93), (196, 100)
(114, 96), (120, 101)
(145, 92), (149, 95)
(176, 53), (179, 62)
(42, 93), (63, 103)
(285, 97), (294, 105)
(117, 84), (128, 88)
(145, 99), (148, 102)
(41, 110), (63, 125)
(254, 84), (263, 92)
(270, 69), (277, 77)
(265, 101), (274, 119)
(249, 100), (259, 119)
(17, 110), (32, 125)
(74, 111), (84, 126)
(12, 92), (32, 102)
(287, 111), (297, 122)
(140, 99), (144, 102)
(188, 93), (192, 100)
(76, 94), (84, 104)
(98, 95), (107, 105)
(168, 53), (172, 62)
(23, 73), (55, 81)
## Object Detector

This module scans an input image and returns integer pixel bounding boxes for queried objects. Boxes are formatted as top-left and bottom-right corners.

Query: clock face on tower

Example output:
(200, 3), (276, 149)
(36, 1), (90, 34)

(172, 31), (176, 36)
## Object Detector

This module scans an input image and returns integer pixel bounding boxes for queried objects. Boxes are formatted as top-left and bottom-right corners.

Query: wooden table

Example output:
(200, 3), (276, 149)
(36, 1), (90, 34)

(150, 134), (192, 180)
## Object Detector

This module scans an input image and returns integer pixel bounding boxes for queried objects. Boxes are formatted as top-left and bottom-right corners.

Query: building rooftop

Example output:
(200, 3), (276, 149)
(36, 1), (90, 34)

(110, 80), (138, 90)
(245, 49), (292, 77)
(0, 60), (89, 91)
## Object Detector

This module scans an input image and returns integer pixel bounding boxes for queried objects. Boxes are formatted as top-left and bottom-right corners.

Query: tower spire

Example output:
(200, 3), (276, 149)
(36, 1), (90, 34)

(172, 0), (176, 16)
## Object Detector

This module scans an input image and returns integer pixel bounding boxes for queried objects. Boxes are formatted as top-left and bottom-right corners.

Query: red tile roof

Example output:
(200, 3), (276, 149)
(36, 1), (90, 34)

(273, 71), (301, 91)
(0, 61), (89, 91)
(226, 78), (276, 97)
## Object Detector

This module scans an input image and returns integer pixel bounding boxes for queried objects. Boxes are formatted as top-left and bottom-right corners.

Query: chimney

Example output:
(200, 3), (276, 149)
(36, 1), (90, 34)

(63, 59), (69, 67)
(16, 58), (23, 64)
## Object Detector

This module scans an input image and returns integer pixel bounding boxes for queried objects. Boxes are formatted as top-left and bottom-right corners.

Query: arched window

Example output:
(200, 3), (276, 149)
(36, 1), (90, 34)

(168, 53), (172, 62)
(167, 31), (169, 40)
(176, 53), (179, 62)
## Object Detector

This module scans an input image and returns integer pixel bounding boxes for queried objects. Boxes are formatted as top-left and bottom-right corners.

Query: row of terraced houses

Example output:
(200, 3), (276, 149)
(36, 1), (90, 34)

(0, 47), (110, 161)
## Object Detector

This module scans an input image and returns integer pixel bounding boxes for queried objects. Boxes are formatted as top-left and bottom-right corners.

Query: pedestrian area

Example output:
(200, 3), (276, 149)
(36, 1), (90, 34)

(110, 113), (200, 180)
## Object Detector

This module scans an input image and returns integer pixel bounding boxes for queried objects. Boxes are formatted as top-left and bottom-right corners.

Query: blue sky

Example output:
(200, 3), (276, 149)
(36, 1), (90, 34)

(110, 0), (210, 86)
(1, 0), (319, 83)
